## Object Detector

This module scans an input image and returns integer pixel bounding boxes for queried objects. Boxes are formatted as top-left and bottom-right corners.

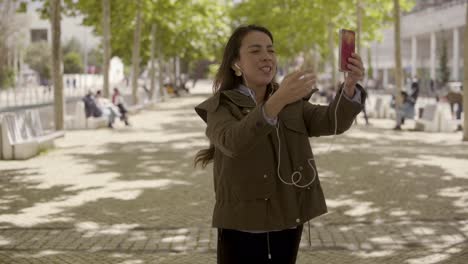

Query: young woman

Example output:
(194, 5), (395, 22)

(195, 25), (366, 264)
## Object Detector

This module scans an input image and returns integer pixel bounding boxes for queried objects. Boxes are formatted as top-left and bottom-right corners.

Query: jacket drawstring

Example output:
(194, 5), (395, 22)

(308, 221), (311, 247)
(267, 232), (272, 259)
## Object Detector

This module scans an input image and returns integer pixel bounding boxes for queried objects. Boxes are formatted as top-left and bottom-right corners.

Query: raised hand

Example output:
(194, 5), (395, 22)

(343, 53), (365, 97)
(276, 69), (317, 105)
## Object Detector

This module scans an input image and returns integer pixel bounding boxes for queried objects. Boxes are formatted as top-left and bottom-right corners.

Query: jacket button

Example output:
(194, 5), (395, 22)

(264, 174), (268, 178)
(296, 218), (300, 223)
(299, 166), (303, 171)
(265, 198), (269, 201)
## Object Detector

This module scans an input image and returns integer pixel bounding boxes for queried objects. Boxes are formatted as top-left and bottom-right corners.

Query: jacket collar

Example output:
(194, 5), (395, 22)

(221, 89), (256, 108)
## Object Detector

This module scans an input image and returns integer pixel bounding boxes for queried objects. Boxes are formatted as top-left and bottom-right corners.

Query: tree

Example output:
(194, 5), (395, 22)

(356, 0), (362, 55)
(149, 23), (157, 100)
(230, 0), (414, 79)
(24, 42), (52, 82)
(367, 47), (373, 78)
(393, 0), (403, 110)
(87, 47), (103, 73)
(0, 0), (21, 89)
(63, 52), (83, 73)
(463, 2), (468, 141)
(51, 0), (64, 130)
(62, 37), (82, 55)
(72, 0), (231, 100)
(131, 0), (143, 105)
(17, 0), (69, 131)
(439, 37), (450, 85)
(102, 0), (111, 98)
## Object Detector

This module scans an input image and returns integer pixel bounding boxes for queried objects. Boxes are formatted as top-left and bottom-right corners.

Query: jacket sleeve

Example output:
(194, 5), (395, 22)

(303, 83), (367, 137)
(197, 97), (275, 158)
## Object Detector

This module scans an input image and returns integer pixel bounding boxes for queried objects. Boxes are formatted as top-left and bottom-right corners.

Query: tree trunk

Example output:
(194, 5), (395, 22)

(149, 24), (156, 100)
(463, 2), (468, 141)
(356, 0), (362, 55)
(50, 0), (64, 130)
(158, 42), (165, 101)
(131, 0), (142, 105)
(394, 0), (403, 109)
(102, 0), (111, 98)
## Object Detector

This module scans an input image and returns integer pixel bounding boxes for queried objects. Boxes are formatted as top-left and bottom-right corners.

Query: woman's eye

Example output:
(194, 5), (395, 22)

(250, 50), (260, 53)
(269, 50), (275, 53)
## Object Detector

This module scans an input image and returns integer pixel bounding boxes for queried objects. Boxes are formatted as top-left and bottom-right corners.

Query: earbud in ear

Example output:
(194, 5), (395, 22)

(233, 63), (242, 76)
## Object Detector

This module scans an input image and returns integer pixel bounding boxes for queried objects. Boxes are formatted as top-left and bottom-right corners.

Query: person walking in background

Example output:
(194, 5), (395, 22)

(447, 85), (463, 131)
(112, 88), (130, 126)
(194, 25), (366, 263)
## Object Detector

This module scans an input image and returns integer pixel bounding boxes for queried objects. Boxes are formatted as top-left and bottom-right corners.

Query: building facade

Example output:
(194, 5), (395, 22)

(365, 0), (466, 92)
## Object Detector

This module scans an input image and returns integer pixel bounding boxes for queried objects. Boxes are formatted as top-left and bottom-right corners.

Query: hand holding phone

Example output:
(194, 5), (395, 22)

(339, 29), (356, 72)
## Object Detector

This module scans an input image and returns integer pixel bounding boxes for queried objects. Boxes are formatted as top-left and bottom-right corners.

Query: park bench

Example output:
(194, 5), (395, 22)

(415, 103), (456, 132)
(70, 101), (108, 129)
(0, 110), (64, 160)
(368, 95), (395, 119)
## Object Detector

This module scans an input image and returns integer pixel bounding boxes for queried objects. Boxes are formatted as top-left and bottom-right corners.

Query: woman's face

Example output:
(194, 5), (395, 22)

(234, 31), (276, 89)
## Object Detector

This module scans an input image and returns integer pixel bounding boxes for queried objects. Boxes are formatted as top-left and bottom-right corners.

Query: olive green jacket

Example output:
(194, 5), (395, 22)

(195, 85), (366, 231)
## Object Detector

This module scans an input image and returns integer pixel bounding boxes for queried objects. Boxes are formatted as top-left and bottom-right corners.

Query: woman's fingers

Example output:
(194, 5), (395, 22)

(347, 57), (364, 70)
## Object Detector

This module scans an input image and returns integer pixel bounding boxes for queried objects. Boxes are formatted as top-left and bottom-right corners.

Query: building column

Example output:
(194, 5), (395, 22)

(430, 32), (436, 81)
(452, 27), (460, 81)
(411, 36), (417, 78)
(373, 43), (379, 80)
(383, 68), (388, 88)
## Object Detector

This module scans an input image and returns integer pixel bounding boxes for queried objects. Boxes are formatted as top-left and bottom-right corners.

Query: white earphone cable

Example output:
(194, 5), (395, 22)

(275, 72), (347, 188)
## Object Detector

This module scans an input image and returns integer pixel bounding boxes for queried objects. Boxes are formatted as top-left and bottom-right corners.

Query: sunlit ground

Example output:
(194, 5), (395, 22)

(0, 81), (467, 263)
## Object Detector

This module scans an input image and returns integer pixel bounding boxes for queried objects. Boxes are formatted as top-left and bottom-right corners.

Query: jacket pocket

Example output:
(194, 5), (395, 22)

(282, 118), (308, 134)
(231, 173), (273, 201)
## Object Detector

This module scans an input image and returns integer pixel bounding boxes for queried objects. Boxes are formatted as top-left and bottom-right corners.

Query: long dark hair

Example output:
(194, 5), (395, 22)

(194, 25), (275, 168)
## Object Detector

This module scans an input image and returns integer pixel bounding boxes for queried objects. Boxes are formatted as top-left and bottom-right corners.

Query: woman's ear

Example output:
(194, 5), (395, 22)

(232, 63), (242, 76)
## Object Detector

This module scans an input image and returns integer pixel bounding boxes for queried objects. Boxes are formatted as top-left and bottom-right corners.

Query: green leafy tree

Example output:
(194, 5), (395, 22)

(24, 41), (51, 81)
(0, 0), (19, 89)
(63, 52), (83, 73)
(63, 37), (82, 55)
(367, 47), (373, 78)
(87, 47), (103, 73)
(439, 37), (450, 85)
(17, 0), (69, 130)
(71, 0), (230, 100)
(230, 0), (413, 66)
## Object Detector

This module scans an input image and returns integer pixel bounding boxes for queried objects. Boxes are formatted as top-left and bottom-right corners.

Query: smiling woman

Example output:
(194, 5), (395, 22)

(194, 24), (366, 264)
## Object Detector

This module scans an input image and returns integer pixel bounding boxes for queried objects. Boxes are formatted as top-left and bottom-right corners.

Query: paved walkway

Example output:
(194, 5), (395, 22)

(0, 80), (467, 263)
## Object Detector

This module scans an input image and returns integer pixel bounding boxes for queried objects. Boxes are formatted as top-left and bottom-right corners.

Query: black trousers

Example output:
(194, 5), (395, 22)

(217, 225), (303, 264)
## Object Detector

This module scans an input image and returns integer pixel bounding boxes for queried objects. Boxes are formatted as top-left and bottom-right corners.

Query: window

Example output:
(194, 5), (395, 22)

(30, 29), (48, 42)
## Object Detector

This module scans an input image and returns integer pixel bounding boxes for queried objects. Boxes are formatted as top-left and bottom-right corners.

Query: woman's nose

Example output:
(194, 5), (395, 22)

(262, 51), (273, 61)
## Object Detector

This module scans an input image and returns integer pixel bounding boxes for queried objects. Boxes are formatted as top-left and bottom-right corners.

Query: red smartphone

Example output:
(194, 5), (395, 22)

(339, 29), (356, 72)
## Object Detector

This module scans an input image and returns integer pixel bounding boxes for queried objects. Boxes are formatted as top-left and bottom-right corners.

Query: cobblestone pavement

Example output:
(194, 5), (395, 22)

(1, 82), (467, 263)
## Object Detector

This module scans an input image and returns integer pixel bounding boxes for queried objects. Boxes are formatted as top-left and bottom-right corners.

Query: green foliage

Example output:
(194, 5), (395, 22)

(87, 47), (103, 72)
(230, 0), (415, 62)
(63, 51), (83, 73)
(439, 37), (450, 84)
(24, 41), (51, 80)
(63, 37), (82, 55)
(70, 0), (230, 66)
(207, 63), (220, 80)
(0, 67), (15, 89)
(367, 47), (373, 78)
